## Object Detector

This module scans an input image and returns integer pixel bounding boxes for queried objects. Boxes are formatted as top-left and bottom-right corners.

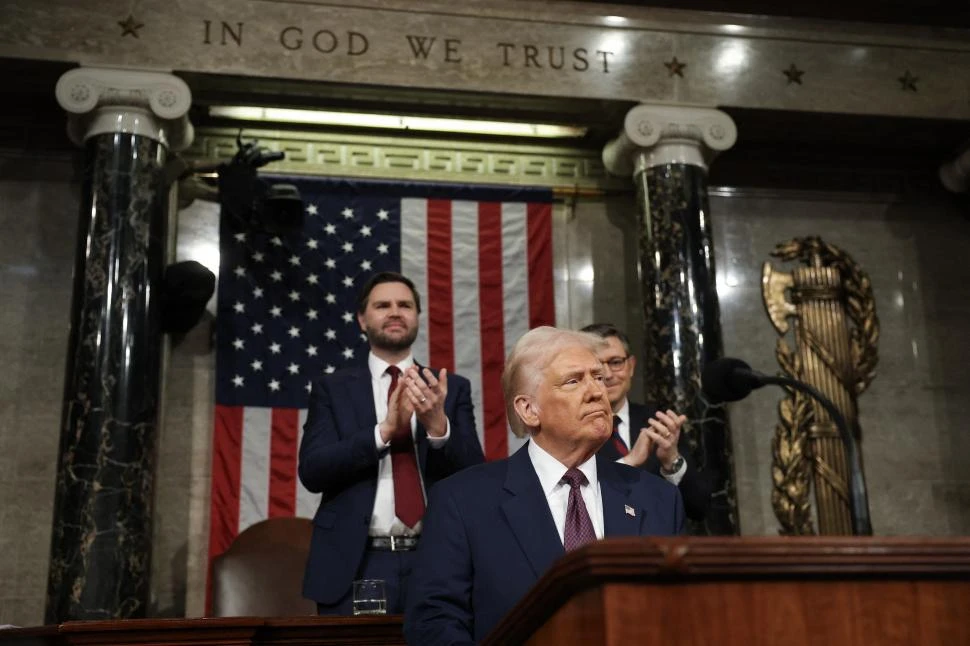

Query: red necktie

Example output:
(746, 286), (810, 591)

(611, 415), (629, 457)
(561, 468), (597, 551)
(386, 366), (425, 528)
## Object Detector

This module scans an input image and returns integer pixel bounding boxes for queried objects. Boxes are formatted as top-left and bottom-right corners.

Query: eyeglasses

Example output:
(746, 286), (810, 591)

(603, 356), (630, 371)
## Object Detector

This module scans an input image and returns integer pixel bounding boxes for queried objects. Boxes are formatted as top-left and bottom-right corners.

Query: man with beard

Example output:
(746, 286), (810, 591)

(299, 272), (484, 615)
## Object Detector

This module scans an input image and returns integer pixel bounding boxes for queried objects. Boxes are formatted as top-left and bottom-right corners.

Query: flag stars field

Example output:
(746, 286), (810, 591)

(211, 177), (553, 572)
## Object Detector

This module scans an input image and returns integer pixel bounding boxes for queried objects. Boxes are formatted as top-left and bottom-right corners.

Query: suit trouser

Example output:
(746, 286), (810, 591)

(316, 547), (417, 615)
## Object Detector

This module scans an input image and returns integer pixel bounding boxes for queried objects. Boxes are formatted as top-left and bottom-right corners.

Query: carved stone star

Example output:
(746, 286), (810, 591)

(898, 70), (918, 92)
(782, 63), (804, 85)
(118, 15), (144, 38)
(664, 57), (687, 78)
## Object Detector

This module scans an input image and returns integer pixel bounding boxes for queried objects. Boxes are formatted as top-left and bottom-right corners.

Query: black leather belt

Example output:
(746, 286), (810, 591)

(367, 536), (419, 552)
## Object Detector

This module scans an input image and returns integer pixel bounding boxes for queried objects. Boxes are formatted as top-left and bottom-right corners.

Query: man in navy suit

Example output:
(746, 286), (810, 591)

(299, 272), (484, 615)
(582, 323), (713, 522)
(404, 327), (683, 644)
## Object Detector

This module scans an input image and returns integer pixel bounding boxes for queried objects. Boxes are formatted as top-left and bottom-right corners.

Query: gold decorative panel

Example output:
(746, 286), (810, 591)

(762, 236), (880, 535)
(184, 128), (623, 189)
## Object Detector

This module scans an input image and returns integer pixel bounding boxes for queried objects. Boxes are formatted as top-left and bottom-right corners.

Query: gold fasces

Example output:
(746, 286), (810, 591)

(762, 236), (880, 535)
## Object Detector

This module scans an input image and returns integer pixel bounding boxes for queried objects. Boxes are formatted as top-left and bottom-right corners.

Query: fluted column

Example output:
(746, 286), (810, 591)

(603, 104), (738, 535)
(47, 68), (193, 622)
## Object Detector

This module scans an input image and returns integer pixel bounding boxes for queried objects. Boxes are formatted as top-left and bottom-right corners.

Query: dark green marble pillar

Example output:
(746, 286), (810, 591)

(48, 68), (193, 622)
(605, 105), (739, 535)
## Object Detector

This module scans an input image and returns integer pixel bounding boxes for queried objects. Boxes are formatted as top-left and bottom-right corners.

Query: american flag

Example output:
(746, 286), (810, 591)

(207, 176), (554, 570)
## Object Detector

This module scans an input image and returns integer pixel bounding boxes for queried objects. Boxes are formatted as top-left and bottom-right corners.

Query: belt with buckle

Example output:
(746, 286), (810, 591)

(367, 536), (419, 551)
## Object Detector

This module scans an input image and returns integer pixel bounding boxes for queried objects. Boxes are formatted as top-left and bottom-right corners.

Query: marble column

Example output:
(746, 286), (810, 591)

(47, 68), (193, 622)
(603, 104), (739, 535)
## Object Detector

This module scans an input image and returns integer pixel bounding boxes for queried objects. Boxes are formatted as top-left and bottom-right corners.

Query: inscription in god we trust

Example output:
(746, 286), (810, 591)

(202, 21), (617, 74)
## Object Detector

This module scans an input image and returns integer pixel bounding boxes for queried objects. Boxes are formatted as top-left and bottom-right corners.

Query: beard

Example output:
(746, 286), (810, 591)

(365, 320), (418, 353)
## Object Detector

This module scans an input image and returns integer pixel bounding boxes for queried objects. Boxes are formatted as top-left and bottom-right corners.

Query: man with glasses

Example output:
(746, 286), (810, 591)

(581, 323), (712, 522)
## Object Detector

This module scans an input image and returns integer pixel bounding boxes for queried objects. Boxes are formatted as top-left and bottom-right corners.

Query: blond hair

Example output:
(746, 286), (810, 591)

(501, 326), (606, 437)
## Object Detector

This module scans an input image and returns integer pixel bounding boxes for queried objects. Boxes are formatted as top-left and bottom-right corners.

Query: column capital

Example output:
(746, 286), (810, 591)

(602, 103), (737, 176)
(55, 67), (194, 151)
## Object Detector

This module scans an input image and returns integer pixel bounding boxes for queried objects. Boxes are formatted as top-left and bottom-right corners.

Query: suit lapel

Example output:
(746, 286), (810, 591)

(500, 445), (564, 578)
(598, 455), (644, 537)
(627, 402), (646, 449)
(346, 365), (378, 431)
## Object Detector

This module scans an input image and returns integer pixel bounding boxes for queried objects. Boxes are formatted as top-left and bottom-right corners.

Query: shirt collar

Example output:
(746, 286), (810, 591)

(615, 398), (630, 429)
(528, 439), (599, 497)
(368, 351), (415, 379)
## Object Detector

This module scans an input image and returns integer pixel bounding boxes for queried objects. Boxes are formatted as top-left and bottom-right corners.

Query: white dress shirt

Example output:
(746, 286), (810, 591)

(527, 440), (605, 545)
(615, 398), (686, 486)
(367, 352), (450, 536)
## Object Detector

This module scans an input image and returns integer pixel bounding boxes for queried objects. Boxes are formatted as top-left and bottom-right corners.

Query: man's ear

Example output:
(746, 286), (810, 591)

(627, 353), (637, 375)
(357, 311), (366, 332)
(513, 395), (540, 429)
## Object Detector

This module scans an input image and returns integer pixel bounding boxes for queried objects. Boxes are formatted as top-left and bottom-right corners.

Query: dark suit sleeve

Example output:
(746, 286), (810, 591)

(672, 485), (686, 535)
(638, 402), (714, 523)
(404, 483), (476, 646)
(298, 376), (380, 494)
(425, 375), (484, 482)
(675, 456), (715, 523)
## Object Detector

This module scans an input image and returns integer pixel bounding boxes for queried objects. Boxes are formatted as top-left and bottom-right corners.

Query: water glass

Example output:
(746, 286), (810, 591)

(352, 578), (387, 616)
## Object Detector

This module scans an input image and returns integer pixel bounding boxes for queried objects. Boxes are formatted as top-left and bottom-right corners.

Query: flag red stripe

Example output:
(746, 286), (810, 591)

(426, 199), (454, 371)
(269, 408), (299, 517)
(206, 404), (244, 613)
(477, 202), (507, 462)
(527, 202), (554, 328)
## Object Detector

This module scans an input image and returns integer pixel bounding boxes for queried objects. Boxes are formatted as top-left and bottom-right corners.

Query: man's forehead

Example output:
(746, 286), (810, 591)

(597, 336), (627, 357)
(369, 282), (415, 302)
(546, 345), (601, 371)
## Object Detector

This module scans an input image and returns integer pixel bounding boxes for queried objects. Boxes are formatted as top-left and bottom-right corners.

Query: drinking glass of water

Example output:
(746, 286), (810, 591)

(352, 579), (387, 616)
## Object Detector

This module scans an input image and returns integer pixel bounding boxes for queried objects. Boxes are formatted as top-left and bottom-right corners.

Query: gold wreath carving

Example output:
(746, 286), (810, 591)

(766, 236), (879, 535)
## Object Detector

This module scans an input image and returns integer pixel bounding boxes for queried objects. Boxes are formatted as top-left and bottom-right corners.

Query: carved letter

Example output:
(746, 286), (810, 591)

(547, 46), (565, 70)
(203, 20), (212, 45)
(497, 43), (515, 66)
(405, 35), (436, 59)
(573, 48), (589, 71)
(596, 50), (614, 73)
(313, 29), (338, 54)
(444, 38), (462, 63)
(221, 22), (243, 47)
(524, 45), (541, 68)
(348, 31), (369, 56)
(280, 26), (303, 51)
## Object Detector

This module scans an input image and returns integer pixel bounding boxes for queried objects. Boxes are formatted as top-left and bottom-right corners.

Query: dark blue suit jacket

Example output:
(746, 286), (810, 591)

(298, 362), (484, 605)
(597, 401), (714, 522)
(404, 443), (684, 645)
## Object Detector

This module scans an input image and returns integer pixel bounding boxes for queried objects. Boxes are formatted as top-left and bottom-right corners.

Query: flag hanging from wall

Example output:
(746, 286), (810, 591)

(207, 176), (554, 570)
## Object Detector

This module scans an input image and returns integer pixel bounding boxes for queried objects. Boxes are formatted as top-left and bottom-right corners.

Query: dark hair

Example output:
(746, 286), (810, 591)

(579, 322), (631, 354)
(357, 271), (422, 314)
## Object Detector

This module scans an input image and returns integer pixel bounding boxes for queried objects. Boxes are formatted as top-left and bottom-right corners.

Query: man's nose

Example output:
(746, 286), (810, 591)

(583, 375), (606, 399)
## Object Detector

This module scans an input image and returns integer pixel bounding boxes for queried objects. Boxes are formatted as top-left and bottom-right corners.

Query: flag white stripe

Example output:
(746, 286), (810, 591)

(400, 198), (429, 366)
(239, 407), (271, 532)
(295, 408), (321, 518)
(501, 203), (531, 456)
(450, 201), (486, 449)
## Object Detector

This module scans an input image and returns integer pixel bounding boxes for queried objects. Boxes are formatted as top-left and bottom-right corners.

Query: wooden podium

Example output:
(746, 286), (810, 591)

(3, 537), (969, 645)
(483, 537), (970, 646)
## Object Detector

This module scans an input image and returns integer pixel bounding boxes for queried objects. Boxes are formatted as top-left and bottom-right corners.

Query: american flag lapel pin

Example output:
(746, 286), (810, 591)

(624, 504), (635, 517)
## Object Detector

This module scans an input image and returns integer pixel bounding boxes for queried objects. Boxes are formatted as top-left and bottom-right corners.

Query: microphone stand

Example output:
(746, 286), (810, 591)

(757, 373), (873, 536)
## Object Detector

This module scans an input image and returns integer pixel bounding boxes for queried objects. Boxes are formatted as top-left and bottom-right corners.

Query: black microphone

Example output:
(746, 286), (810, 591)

(702, 357), (873, 536)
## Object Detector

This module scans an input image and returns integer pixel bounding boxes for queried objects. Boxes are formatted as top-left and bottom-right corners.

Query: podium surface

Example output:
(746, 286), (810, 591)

(3, 537), (968, 645)
(484, 536), (970, 646)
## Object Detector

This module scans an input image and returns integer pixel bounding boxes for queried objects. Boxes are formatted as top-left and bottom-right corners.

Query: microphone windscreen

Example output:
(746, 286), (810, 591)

(702, 357), (755, 403)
